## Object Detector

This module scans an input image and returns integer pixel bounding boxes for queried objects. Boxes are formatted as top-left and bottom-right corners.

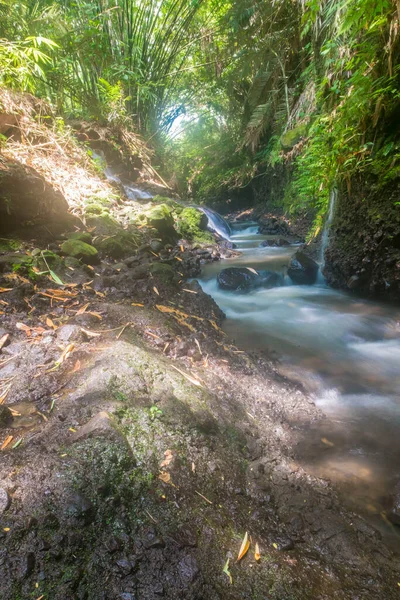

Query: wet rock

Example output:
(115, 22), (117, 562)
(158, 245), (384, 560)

(217, 267), (257, 291)
(56, 324), (82, 343)
(217, 267), (281, 291)
(149, 262), (175, 282)
(106, 535), (123, 553)
(287, 251), (319, 285)
(19, 552), (35, 580)
(177, 554), (199, 586)
(0, 406), (13, 428)
(260, 238), (290, 247)
(0, 487), (10, 514)
(273, 535), (294, 551)
(144, 529), (165, 549)
(258, 216), (290, 236)
(61, 239), (99, 265)
(120, 594), (136, 600)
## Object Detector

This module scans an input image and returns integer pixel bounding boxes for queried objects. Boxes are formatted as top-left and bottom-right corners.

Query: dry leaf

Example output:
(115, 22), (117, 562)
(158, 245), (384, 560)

(237, 532), (250, 561)
(321, 437), (334, 447)
(246, 267), (259, 275)
(76, 302), (90, 315)
(160, 449), (174, 468)
(0, 333), (9, 351)
(1, 435), (13, 450)
(131, 302), (144, 307)
(81, 328), (101, 338)
(182, 289), (197, 294)
(180, 244), (184, 252)
(158, 471), (171, 484)
(223, 558), (232, 584)
(195, 490), (213, 504)
(175, 256), (183, 262)
(46, 317), (56, 329)
(254, 542), (261, 561)
(170, 365), (204, 388)
(0, 288), (12, 293)
(58, 343), (75, 364)
(153, 286), (160, 296)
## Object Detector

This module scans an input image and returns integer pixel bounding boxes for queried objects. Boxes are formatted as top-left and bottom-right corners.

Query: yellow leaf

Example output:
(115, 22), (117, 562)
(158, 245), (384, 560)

(131, 303), (144, 307)
(76, 302), (90, 315)
(3, 527), (10, 532)
(223, 558), (232, 584)
(254, 542), (261, 561)
(321, 437), (334, 447)
(69, 428), (77, 433)
(273, 542), (278, 549)
(175, 256), (183, 262)
(46, 317), (56, 329)
(180, 244), (184, 252)
(1, 435), (13, 450)
(237, 532), (250, 561)
(158, 471), (171, 484)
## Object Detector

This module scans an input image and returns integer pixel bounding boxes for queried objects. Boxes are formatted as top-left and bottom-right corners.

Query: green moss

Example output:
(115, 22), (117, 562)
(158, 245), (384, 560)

(176, 207), (213, 242)
(146, 203), (178, 241)
(61, 239), (99, 264)
(280, 123), (309, 151)
(85, 213), (120, 235)
(0, 237), (22, 253)
(149, 261), (175, 282)
(67, 231), (92, 244)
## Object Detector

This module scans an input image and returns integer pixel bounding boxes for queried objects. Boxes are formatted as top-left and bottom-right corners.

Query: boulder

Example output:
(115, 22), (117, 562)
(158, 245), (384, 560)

(149, 262), (175, 282)
(146, 204), (178, 242)
(258, 217), (290, 236)
(67, 231), (92, 244)
(177, 207), (213, 243)
(217, 267), (281, 291)
(288, 251), (319, 285)
(260, 238), (290, 247)
(60, 239), (99, 264)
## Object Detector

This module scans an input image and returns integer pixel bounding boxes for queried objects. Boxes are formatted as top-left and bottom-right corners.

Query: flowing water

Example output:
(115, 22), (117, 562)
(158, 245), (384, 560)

(198, 220), (400, 544)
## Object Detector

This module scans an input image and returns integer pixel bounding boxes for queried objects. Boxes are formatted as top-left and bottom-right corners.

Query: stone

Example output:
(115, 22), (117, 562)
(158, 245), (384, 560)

(217, 267), (281, 291)
(0, 253), (31, 271)
(150, 239), (164, 253)
(287, 251), (319, 285)
(146, 204), (178, 242)
(70, 411), (117, 443)
(177, 554), (199, 586)
(177, 207), (213, 243)
(260, 238), (290, 247)
(61, 239), (99, 265)
(0, 487), (10, 515)
(66, 493), (94, 523)
(115, 557), (136, 576)
(0, 406), (13, 428)
(149, 262), (175, 282)
(130, 264), (150, 280)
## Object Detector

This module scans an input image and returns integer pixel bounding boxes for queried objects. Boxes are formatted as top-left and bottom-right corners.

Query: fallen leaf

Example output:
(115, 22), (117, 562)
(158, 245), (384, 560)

(57, 343), (75, 364)
(131, 302), (144, 307)
(272, 542), (278, 549)
(246, 267), (259, 275)
(76, 302), (90, 315)
(180, 244), (184, 252)
(160, 449), (174, 468)
(158, 471), (171, 484)
(3, 527), (10, 532)
(254, 542), (261, 561)
(153, 286), (160, 296)
(81, 328), (101, 338)
(182, 289), (197, 294)
(0, 333), (9, 351)
(0, 383), (12, 404)
(170, 365), (204, 388)
(321, 437), (334, 447)
(1, 435), (13, 450)
(175, 256), (183, 262)
(46, 317), (56, 329)
(237, 532), (250, 561)
(195, 490), (213, 504)
(223, 558), (232, 584)
(0, 288), (12, 293)
(69, 427), (77, 433)
(12, 438), (22, 449)
(191, 462), (195, 473)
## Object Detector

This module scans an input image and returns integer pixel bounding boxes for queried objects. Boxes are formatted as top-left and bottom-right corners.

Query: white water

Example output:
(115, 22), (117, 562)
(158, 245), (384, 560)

(197, 207), (232, 240)
(198, 220), (400, 538)
(320, 188), (337, 267)
(91, 150), (153, 200)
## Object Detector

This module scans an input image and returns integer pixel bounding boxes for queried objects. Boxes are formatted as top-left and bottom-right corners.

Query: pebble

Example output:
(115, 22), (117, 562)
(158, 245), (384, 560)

(0, 487), (10, 515)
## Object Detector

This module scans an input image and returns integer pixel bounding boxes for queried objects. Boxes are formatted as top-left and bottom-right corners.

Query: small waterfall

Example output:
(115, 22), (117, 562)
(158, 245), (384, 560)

(320, 188), (337, 267)
(197, 207), (232, 240)
(90, 149), (153, 200)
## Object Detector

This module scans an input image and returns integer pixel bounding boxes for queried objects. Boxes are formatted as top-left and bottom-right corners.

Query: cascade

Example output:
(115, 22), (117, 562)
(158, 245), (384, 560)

(196, 206), (232, 240)
(320, 188), (337, 268)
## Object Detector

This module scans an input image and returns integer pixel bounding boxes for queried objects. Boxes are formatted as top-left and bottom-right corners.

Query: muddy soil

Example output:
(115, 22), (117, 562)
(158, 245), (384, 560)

(0, 229), (400, 600)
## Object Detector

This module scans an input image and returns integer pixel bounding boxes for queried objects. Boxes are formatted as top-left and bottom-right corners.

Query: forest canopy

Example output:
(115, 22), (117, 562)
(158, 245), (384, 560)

(1, 0), (400, 227)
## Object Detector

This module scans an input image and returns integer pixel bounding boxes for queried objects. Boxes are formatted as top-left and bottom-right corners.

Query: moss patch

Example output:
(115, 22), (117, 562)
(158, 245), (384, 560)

(61, 239), (99, 264)
(176, 207), (213, 243)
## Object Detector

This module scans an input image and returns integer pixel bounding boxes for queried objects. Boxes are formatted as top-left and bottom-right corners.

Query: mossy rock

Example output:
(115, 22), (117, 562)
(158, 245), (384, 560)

(85, 214), (120, 235)
(0, 238), (23, 253)
(67, 231), (92, 244)
(84, 203), (108, 216)
(32, 250), (63, 273)
(64, 256), (82, 269)
(61, 239), (99, 264)
(149, 262), (175, 282)
(146, 204), (178, 242)
(96, 234), (135, 259)
(0, 253), (31, 271)
(177, 207), (214, 243)
(280, 123), (309, 151)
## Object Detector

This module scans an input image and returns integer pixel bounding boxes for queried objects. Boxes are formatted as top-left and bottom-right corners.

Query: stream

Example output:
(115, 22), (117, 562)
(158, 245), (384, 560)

(197, 219), (400, 545)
